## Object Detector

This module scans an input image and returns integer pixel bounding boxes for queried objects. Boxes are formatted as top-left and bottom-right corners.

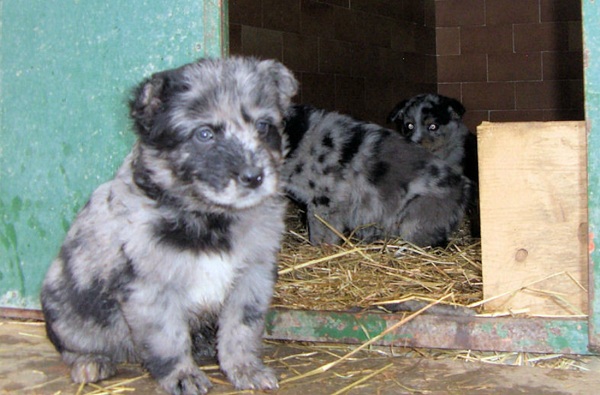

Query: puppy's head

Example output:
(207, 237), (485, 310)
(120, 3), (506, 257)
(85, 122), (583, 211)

(129, 57), (298, 211)
(387, 94), (467, 149)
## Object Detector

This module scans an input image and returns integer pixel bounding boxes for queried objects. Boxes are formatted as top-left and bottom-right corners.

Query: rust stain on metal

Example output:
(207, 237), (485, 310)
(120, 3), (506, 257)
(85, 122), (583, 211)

(266, 309), (591, 355)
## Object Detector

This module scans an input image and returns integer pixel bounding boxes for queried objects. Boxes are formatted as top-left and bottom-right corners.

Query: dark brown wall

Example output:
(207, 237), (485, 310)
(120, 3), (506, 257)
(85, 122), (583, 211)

(436, 0), (584, 132)
(229, 0), (584, 131)
(229, 0), (437, 125)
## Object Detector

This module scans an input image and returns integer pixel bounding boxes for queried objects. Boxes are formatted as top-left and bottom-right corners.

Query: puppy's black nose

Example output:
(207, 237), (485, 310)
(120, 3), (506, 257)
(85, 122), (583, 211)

(238, 166), (264, 189)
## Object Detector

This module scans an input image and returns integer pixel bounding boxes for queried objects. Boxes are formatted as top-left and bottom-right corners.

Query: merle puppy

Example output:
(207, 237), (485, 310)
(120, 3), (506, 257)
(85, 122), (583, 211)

(387, 93), (475, 176)
(40, 57), (297, 395)
(283, 105), (471, 247)
(388, 93), (480, 236)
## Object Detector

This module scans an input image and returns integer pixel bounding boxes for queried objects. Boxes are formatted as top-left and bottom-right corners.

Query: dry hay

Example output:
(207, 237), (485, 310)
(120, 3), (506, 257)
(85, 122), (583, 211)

(274, 207), (482, 312)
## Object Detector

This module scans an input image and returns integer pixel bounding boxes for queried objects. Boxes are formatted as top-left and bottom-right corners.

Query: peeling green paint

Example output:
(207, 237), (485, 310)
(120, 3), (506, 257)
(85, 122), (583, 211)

(583, 0), (600, 351)
(0, 1), (227, 308)
(266, 310), (592, 355)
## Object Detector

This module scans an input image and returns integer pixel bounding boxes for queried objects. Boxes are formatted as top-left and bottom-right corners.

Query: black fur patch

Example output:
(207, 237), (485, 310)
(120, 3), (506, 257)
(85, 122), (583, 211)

(437, 173), (464, 189)
(368, 132), (392, 184)
(322, 134), (334, 148)
(132, 158), (165, 201)
(422, 104), (452, 126)
(155, 212), (233, 253)
(130, 70), (190, 149)
(62, 267), (120, 328)
(43, 307), (65, 353)
(284, 105), (312, 156)
(191, 320), (218, 360)
(241, 107), (252, 124)
(369, 161), (390, 184)
(179, 137), (247, 192)
(428, 226), (451, 248)
(339, 125), (367, 166)
(428, 164), (440, 178)
(312, 196), (330, 207)
(144, 355), (180, 379)
(242, 304), (264, 326)
(261, 123), (283, 152)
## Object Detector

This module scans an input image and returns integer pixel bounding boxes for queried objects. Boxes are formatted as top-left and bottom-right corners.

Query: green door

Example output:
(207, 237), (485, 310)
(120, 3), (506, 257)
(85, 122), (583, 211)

(583, 0), (600, 351)
(0, 1), (228, 309)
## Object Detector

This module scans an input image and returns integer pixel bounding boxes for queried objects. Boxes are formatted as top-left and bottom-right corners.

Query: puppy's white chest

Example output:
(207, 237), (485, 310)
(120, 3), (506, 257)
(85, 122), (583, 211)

(186, 253), (238, 308)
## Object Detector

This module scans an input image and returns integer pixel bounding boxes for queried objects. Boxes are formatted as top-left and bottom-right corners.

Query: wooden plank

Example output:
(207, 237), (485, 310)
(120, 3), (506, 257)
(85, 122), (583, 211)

(0, 1), (227, 308)
(478, 121), (588, 316)
(265, 309), (591, 355)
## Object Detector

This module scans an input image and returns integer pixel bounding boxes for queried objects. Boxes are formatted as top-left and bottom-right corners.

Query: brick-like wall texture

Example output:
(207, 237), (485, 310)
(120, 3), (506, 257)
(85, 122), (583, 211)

(230, 0), (584, 131)
(436, 0), (584, 131)
(229, 0), (437, 125)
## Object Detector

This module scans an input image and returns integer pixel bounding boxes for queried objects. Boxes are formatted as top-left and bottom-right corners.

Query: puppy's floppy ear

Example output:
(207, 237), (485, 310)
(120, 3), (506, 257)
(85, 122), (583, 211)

(387, 100), (408, 124)
(130, 69), (183, 138)
(259, 59), (298, 109)
(444, 97), (466, 119)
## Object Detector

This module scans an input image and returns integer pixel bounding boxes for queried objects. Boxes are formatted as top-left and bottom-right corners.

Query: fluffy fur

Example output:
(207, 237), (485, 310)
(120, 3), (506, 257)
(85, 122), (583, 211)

(282, 105), (471, 247)
(388, 93), (480, 236)
(40, 57), (297, 395)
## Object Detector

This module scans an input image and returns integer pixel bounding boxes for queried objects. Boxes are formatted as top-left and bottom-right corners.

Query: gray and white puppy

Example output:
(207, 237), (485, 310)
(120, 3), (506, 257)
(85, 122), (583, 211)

(41, 57), (297, 395)
(283, 105), (471, 247)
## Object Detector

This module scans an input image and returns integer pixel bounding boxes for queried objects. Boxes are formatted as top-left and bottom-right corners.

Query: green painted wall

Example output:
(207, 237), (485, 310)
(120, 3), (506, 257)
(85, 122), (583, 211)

(0, 1), (227, 308)
(583, 0), (600, 350)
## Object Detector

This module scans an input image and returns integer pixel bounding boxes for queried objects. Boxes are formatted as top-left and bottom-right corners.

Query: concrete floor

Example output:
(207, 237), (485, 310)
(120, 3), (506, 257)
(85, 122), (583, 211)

(3, 319), (600, 395)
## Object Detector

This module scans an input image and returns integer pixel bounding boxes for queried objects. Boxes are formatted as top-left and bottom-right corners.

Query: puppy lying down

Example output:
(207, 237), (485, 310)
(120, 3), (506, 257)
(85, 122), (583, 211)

(41, 57), (297, 395)
(282, 105), (472, 247)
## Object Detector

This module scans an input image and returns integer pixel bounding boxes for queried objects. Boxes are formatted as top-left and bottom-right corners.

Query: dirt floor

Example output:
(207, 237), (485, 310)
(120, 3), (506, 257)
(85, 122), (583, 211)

(3, 320), (600, 395)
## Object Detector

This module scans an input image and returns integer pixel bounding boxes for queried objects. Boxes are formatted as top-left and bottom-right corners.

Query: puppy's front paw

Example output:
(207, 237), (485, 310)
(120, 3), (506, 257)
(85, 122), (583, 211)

(160, 366), (212, 395)
(70, 355), (117, 383)
(226, 362), (279, 391)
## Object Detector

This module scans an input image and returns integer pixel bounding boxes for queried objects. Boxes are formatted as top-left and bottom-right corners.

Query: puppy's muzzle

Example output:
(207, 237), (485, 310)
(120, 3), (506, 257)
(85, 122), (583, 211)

(238, 166), (264, 189)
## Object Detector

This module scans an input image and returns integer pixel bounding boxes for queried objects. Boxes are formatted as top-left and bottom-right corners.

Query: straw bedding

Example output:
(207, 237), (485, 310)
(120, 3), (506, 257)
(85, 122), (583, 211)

(273, 206), (483, 312)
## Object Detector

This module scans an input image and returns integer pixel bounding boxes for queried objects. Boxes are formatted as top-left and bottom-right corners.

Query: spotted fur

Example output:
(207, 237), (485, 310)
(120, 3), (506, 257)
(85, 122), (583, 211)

(283, 105), (471, 247)
(41, 57), (297, 395)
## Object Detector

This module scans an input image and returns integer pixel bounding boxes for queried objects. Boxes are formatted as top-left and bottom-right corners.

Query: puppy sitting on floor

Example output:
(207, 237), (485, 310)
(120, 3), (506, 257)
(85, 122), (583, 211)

(40, 57), (297, 395)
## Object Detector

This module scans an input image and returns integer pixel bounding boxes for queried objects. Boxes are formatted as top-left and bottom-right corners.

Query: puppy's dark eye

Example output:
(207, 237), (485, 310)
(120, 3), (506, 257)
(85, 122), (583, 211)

(256, 119), (272, 135)
(194, 127), (214, 142)
(428, 124), (438, 132)
(406, 122), (414, 131)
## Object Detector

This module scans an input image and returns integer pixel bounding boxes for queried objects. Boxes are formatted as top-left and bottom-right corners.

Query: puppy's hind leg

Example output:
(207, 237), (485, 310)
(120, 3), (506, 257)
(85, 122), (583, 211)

(306, 203), (345, 245)
(397, 194), (462, 247)
(217, 262), (278, 391)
